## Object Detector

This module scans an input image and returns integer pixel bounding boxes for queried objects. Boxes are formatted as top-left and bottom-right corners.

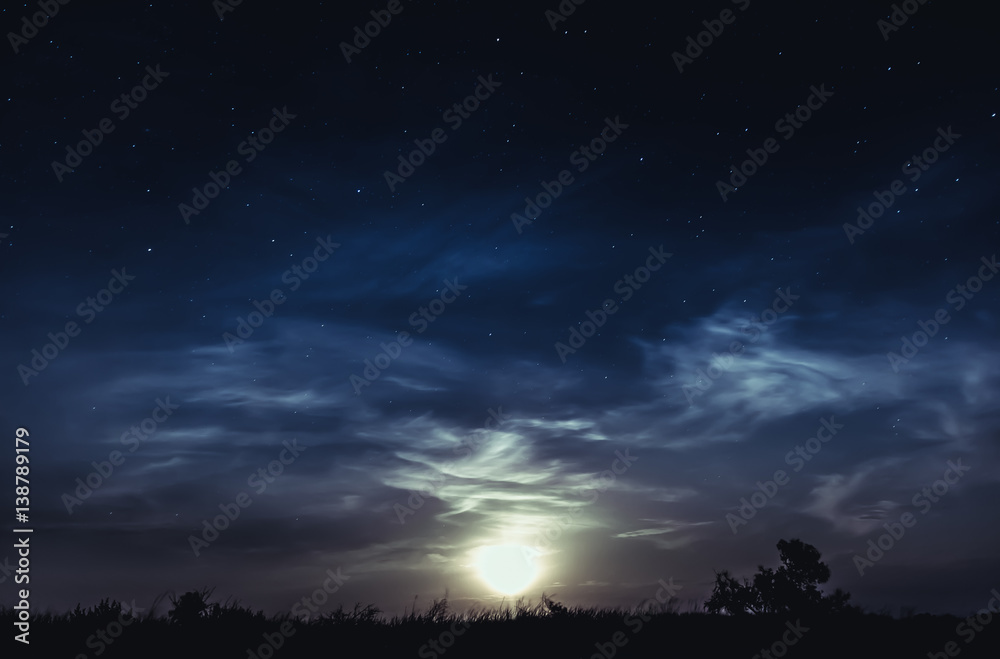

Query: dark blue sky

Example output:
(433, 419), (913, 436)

(1, 0), (998, 617)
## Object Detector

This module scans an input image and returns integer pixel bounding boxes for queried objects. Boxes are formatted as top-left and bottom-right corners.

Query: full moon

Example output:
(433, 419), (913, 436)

(474, 544), (540, 595)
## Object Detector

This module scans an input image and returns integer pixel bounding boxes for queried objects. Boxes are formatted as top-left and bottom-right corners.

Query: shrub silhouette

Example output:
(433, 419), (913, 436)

(168, 587), (215, 626)
(705, 539), (854, 615)
(3, 584), (997, 659)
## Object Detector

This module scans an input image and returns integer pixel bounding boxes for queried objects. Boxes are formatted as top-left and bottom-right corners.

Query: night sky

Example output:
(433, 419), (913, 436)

(2, 0), (998, 618)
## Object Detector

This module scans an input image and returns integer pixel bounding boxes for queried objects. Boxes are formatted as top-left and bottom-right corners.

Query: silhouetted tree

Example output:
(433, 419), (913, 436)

(706, 539), (853, 615)
(705, 570), (759, 615)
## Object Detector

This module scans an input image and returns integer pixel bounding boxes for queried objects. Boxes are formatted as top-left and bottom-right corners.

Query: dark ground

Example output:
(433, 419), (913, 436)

(6, 597), (1000, 658)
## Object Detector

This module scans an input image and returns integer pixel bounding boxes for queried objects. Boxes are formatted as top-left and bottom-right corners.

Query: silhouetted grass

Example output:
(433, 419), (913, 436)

(4, 591), (999, 658)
